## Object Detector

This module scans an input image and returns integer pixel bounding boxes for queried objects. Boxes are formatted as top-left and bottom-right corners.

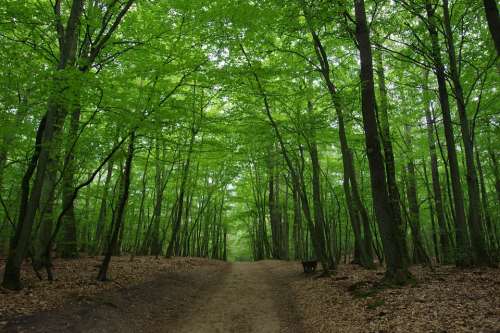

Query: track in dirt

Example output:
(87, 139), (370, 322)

(4, 260), (304, 333)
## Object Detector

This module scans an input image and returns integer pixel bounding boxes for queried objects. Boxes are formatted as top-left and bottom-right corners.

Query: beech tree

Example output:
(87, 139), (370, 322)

(0, 0), (498, 290)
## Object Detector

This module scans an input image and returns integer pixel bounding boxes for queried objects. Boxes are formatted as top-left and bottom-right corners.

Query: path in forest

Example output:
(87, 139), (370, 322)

(4, 260), (304, 333)
(173, 261), (304, 333)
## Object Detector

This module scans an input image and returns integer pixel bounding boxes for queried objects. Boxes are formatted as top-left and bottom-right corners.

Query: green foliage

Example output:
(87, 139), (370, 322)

(0, 0), (498, 269)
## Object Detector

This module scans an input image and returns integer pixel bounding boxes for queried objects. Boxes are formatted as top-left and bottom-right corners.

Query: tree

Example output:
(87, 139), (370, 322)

(354, 0), (411, 283)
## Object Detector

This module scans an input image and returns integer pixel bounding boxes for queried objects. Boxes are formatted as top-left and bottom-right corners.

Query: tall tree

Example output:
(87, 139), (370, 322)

(423, 70), (452, 264)
(354, 0), (411, 283)
(423, 0), (470, 266)
(442, 0), (490, 265)
(2, 0), (85, 290)
(483, 0), (500, 56)
(98, 131), (136, 281)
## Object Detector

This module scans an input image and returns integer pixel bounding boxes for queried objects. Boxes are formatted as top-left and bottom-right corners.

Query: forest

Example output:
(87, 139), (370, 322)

(0, 0), (499, 332)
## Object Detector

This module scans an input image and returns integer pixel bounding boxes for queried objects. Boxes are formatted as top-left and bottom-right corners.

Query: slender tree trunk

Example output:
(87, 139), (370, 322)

(375, 52), (409, 264)
(423, 71), (453, 264)
(423, 162), (441, 262)
(405, 126), (430, 265)
(240, 43), (330, 273)
(425, 0), (470, 266)
(268, 147), (282, 259)
(282, 179), (290, 260)
(488, 146), (500, 206)
(354, 0), (411, 283)
(151, 140), (165, 256)
(291, 176), (303, 260)
(476, 151), (498, 253)
(97, 131), (136, 281)
(302, 8), (372, 268)
(60, 103), (81, 258)
(132, 148), (151, 256)
(2, 0), (85, 290)
(442, 0), (490, 265)
(307, 101), (336, 269)
(34, 155), (58, 272)
(483, 0), (500, 56)
(167, 128), (196, 257)
(93, 159), (114, 255)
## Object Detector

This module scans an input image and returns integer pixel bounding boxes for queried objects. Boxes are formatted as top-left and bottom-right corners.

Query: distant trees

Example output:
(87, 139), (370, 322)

(0, 0), (498, 290)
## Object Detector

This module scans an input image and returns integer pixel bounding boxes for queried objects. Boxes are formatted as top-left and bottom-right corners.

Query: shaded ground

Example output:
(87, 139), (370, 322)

(0, 256), (215, 320)
(1, 257), (499, 332)
(292, 264), (500, 332)
(1, 259), (304, 333)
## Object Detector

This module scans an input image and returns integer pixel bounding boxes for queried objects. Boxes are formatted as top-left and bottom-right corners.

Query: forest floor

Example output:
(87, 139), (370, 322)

(0, 256), (499, 332)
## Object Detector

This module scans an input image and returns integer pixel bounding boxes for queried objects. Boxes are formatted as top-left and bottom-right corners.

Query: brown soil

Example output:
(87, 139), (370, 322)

(173, 260), (304, 333)
(2, 260), (304, 333)
(2, 258), (499, 332)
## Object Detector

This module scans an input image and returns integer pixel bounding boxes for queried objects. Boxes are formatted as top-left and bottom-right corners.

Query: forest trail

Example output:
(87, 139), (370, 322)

(4, 260), (304, 333)
(173, 261), (303, 333)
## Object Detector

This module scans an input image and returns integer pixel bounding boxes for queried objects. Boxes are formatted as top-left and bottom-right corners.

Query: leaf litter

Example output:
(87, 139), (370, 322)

(0, 256), (215, 321)
(291, 264), (500, 332)
(0, 258), (499, 332)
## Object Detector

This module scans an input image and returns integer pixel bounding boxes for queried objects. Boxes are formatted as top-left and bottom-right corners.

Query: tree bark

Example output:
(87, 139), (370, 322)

(424, 0), (471, 266)
(442, 0), (490, 265)
(166, 126), (196, 257)
(483, 0), (500, 56)
(476, 151), (498, 253)
(302, 7), (373, 268)
(97, 131), (136, 281)
(374, 52), (409, 265)
(151, 140), (165, 256)
(60, 104), (81, 258)
(423, 71), (452, 263)
(268, 147), (283, 259)
(306, 102), (335, 269)
(405, 126), (430, 265)
(354, 0), (411, 283)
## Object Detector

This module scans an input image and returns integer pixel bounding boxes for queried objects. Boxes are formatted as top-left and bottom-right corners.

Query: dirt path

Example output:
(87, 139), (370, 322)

(4, 260), (304, 333)
(173, 261), (303, 333)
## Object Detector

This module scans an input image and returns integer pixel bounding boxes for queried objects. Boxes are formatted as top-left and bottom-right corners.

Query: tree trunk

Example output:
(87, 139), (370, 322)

(268, 147), (282, 259)
(132, 148), (151, 256)
(405, 126), (430, 265)
(425, 0), (471, 266)
(166, 127), (196, 258)
(483, 0), (500, 56)
(60, 104), (81, 258)
(151, 140), (165, 256)
(93, 159), (114, 255)
(302, 8), (373, 268)
(354, 0), (411, 283)
(442, 0), (490, 265)
(476, 151), (498, 253)
(33, 153), (58, 273)
(291, 175), (303, 260)
(306, 101), (336, 269)
(374, 52), (409, 265)
(97, 131), (136, 281)
(423, 70), (453, 264)
(240, 43), (330, 273)
(2, 0), (85, 290)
